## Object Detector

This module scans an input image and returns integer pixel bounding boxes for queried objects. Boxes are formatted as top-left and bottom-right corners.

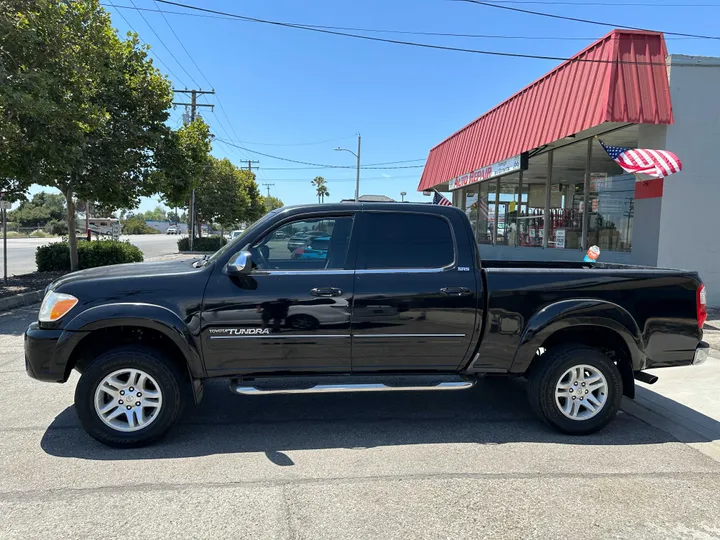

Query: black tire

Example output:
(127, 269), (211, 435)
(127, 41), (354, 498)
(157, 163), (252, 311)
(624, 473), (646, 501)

(74, 345), (185, 448)
(527, 344), (623, 435)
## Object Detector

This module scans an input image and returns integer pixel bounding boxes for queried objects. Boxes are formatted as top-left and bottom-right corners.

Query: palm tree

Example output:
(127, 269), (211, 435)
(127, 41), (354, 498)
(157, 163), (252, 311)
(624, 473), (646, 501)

(311, 176), (330, 203)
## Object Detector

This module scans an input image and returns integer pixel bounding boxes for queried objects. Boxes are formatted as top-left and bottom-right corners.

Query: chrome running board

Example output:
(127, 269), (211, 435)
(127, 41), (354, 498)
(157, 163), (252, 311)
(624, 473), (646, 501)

(229, 377), (475, 395)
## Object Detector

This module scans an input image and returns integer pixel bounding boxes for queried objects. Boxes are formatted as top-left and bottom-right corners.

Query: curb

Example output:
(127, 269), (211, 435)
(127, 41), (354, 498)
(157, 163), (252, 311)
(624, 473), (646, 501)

(622, 396), (720, 463)
(0, 290), (43, 313)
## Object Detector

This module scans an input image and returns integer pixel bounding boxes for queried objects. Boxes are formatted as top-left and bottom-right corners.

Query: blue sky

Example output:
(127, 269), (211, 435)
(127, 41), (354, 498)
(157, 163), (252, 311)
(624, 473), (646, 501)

(27, 0), (720, 211)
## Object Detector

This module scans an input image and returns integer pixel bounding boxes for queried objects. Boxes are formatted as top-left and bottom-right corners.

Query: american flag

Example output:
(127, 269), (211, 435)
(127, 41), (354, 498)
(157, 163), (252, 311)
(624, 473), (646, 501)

(433, 191), (452, 206)
(598, 139), (682, 179)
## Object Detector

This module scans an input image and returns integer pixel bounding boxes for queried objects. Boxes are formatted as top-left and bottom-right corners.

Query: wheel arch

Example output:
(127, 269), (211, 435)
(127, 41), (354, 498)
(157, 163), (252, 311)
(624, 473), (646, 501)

(57, 303), (204, 384)
(511, 299), (645, 399)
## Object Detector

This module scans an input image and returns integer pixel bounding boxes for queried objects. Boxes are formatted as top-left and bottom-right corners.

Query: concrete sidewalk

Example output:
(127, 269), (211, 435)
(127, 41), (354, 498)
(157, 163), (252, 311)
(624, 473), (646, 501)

(623, 350), (720, 462)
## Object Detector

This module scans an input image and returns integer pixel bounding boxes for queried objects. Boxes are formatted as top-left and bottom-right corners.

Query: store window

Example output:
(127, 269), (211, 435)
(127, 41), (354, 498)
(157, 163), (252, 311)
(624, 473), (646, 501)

(587, 134), (636, 252)
(475, 181), (494, 244)
(547, 142), (588, 250)
(496, 174), (520, 246)
(465, 186), (478, 240)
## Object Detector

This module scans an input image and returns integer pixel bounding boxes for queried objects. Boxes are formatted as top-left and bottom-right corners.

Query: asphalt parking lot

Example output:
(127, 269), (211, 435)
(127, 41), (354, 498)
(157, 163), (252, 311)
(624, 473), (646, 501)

(2, 305), (720, 539)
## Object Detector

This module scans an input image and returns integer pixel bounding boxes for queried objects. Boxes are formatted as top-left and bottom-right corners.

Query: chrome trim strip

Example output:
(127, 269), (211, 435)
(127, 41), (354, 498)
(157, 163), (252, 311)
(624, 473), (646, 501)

(210, 334), (351, 340)
(353, 333), (466, 338)
(255, 269), (355, 276)
(354, 267), (452, 275)
(230, 381), (475, 395)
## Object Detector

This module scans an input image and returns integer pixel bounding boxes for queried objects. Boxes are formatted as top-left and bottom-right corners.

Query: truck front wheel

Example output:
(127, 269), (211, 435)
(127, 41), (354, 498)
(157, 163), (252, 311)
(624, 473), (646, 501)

(527, 344), (623, 435)
(74, 346), (184, 447)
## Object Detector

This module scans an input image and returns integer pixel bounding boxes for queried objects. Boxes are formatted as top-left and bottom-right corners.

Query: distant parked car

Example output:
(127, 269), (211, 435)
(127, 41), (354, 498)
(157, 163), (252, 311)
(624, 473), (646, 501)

(291, 235), (330, 260)
(287, 231), (325, 252)
(166, 226), (179, 235)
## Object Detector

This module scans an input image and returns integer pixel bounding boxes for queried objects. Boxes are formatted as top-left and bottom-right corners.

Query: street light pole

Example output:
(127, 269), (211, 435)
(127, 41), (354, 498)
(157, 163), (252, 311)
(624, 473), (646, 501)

(400, 191), (407, 202)
(335, 133), (361, 202)
(355, 134), (361, 202)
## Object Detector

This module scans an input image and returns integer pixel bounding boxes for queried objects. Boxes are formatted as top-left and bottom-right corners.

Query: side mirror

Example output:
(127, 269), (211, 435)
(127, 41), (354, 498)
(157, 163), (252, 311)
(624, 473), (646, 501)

(227, 250), (253, 275)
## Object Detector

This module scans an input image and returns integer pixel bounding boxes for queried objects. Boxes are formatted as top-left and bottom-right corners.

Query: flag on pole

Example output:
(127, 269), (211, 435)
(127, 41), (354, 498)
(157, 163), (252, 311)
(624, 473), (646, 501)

(433, 190), (453, 207)
(598, 139), (682, 179)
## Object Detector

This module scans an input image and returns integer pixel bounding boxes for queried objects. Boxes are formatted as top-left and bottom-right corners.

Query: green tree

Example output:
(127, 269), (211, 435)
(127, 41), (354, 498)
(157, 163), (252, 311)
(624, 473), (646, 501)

(263, 195), (284, 211)
(8, 192), (66, 227)
(122, 215), (158, 235)
(141, 205), (168, 221)
(311, 176), (330, 203)
(195, 157), (265, 231)
(154, 119), (213, 233)
(0, 1), (173, 270)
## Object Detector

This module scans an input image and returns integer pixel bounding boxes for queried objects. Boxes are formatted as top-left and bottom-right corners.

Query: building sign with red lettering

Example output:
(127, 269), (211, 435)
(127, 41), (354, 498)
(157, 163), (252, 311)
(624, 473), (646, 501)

(449, 153), (528, 191)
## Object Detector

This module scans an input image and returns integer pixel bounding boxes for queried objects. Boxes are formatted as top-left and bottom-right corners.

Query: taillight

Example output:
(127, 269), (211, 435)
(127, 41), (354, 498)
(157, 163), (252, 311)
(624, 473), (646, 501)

(697, 283), (708, 329)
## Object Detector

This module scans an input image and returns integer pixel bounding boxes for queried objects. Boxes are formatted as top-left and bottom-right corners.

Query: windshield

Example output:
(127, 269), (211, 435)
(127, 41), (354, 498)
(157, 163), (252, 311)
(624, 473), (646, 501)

(207, 209), (282, 263)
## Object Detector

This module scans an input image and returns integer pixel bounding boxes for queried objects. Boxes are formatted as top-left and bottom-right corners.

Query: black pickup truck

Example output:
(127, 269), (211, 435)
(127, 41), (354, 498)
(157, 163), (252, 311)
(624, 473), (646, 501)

(25, 203), (709, 447)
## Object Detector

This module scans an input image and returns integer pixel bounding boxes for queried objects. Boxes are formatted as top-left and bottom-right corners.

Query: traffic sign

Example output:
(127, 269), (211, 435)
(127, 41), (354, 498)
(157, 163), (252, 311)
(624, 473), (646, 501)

(0, 201), (10, 210)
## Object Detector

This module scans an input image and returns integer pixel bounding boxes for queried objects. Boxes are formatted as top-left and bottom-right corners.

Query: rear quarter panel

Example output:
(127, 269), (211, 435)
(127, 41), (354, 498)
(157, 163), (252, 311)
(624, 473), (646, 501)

(472, 268), (702, 373)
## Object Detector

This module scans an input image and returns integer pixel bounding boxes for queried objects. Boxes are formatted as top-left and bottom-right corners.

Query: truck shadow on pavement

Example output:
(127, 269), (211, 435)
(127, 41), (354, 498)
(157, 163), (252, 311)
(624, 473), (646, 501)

(39, 377), (720, 462)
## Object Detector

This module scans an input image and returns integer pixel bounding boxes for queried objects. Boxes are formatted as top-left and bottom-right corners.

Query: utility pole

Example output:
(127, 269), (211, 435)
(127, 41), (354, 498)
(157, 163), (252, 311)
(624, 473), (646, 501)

(244, 160), (260, 172)
(262, 183), (275, 197)
(172, 89), (215, 249)
(355, 134), (361, 202)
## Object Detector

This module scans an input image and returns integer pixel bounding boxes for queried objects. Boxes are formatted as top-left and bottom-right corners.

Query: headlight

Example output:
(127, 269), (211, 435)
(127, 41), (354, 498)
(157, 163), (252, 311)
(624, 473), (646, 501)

(39, 291), (79, 323)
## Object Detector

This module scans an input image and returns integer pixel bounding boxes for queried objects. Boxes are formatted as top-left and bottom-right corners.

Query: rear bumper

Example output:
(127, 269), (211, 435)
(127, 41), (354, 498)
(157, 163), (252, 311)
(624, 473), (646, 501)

(693, 341), (710, 366)
(24, 323), (65, 382)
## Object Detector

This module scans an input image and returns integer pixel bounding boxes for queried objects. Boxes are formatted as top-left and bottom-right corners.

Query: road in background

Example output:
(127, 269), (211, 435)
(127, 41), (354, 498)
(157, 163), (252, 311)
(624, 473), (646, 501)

(1, 234), (181, 276)
(2, 306), (720, 539)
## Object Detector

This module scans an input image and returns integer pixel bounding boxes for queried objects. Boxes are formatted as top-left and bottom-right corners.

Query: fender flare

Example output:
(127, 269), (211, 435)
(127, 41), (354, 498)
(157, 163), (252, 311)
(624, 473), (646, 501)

(56, 303), (204, 379)
(510, 299), (646, 373)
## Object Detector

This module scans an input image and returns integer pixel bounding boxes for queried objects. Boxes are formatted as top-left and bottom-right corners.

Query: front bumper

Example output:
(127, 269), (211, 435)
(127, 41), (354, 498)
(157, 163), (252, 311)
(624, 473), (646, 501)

(693, 341), (710, 366)
(24, 322), (65, 382)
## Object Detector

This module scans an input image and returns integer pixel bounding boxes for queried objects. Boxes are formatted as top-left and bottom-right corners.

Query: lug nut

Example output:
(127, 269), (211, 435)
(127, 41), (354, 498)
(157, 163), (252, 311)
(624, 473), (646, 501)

(569, 388), (573, 393)
(581, 382), (586, 387)
(120, 390), (125, 396)
(136, 392), (142, 397)
(135, 401), (141, 406)
(129, 387), (134, 392)
(118, 400), (124, 405)
(126, 405), (132, 410)
(585, 390), (588, 394)
(574, 382), (578, 386)
(572, 396), (576, 400)
(580, 397), (584, 401)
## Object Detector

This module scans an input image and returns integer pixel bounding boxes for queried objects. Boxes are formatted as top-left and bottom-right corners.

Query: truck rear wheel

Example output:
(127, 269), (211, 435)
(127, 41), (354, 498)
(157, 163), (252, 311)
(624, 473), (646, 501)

(74, 346), (184, 448)
(527, 344), (623, 435)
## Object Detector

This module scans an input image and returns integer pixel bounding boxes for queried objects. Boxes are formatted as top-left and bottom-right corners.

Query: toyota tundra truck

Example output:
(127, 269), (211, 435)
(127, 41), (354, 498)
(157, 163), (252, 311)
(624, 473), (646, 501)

(24, 203), (709, 447)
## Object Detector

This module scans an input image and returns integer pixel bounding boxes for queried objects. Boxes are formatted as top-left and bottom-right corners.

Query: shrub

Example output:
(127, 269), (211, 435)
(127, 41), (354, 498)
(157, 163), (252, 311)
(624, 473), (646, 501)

(177, 236), (227, 252)
(36, 240), (144, 272)
(29, 230), (50, 238)
(122, 216), (160, 234)
(44, 219), (68, 236)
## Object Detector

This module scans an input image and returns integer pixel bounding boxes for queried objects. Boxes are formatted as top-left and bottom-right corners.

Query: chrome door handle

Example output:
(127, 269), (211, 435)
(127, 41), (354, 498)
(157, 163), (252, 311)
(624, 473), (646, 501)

(439, 287), (472, 296)
(311, 287), (343, 297)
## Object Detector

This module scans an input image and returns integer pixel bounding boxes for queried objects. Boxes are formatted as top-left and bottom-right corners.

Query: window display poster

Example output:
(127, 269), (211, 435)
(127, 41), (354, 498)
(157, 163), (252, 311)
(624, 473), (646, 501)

(555, 228), (566, 248)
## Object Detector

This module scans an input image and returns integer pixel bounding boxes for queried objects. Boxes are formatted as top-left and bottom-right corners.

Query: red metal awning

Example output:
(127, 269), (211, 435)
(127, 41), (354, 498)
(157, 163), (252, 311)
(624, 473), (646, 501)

(418, 30), (673, 192)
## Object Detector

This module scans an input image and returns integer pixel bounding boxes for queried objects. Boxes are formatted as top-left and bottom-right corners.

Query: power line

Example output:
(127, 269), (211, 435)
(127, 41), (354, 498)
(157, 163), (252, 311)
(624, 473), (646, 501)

(149, 0), (720, 65)
(222, 135), (358, 147)
(455, 0), (720, 40)
(105, 4), (712, 40)
(217, 139), (425, 169)
(150, 0), (212, 88)
(474, 0), (720, 5)
(127, 0), (202, 86)
(104, 1), (188, 85)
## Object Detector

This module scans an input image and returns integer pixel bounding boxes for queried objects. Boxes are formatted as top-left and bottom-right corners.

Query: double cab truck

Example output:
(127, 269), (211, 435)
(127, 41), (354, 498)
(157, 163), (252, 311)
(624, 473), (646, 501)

(25, 203), (709, 447)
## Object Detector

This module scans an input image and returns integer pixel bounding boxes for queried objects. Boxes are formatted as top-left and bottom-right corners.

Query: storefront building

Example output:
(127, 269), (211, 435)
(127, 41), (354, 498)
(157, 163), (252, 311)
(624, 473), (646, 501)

(418, 30), (720, 305)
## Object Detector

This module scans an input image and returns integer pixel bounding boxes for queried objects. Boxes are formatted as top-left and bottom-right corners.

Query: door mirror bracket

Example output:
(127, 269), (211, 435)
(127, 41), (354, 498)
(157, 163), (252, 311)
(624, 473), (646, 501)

(226, 250), (253, 275)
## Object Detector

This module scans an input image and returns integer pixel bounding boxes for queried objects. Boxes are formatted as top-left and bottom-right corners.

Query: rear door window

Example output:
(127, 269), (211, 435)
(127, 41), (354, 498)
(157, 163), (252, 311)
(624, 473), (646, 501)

(358, 212), (455, 269)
